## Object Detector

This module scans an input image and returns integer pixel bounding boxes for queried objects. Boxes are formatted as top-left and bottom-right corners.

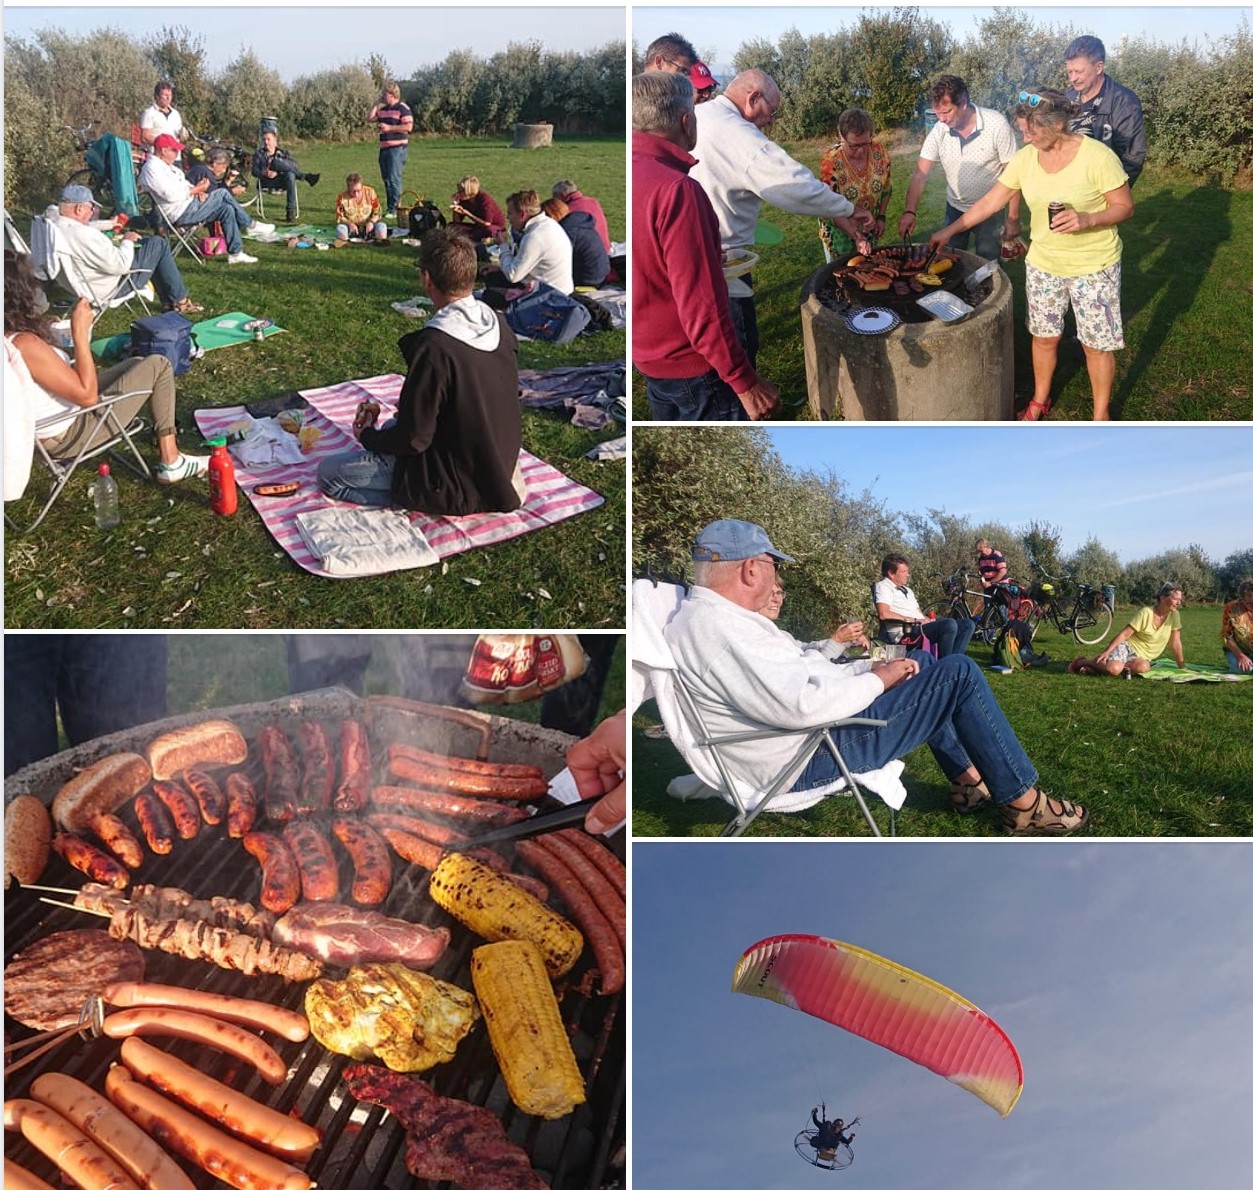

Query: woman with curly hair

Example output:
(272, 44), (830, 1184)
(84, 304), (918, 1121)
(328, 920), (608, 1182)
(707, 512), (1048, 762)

(818, 108), (892, 262)
(4, 249), (206, 482)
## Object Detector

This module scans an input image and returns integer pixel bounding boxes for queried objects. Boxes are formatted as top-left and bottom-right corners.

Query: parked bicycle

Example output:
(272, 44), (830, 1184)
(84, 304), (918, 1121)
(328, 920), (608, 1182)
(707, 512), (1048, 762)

(62, 120), (154, 223)
(1024, 564), (1114, 646)
(922, 568), (1029, 647)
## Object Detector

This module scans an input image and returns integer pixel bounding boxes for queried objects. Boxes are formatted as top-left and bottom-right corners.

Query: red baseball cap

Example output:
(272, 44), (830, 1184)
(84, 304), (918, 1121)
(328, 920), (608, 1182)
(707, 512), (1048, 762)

(690, 61), (716, 92)
(153, 133), (182, 151)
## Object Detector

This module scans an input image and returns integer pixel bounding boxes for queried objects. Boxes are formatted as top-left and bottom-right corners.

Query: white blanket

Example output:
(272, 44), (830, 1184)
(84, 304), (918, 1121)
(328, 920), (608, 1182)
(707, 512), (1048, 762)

(294, 507), (439, 577)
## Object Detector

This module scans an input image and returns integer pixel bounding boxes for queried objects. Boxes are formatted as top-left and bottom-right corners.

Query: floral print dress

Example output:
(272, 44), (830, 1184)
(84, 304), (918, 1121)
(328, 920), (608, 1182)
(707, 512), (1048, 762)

(818, 140), (892, 259)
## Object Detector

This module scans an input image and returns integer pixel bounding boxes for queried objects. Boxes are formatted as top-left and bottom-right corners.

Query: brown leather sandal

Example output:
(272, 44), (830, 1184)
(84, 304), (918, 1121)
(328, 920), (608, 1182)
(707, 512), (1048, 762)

(950, 779), (992, 814)
(999, 791), (1088, 835)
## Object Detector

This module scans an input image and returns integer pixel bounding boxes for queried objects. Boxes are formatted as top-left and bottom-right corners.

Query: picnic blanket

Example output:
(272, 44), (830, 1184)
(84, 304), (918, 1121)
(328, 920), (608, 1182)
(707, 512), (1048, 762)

(193, 373), (604, 579)
(1140, 659), (1253, 683)
(91, 311), (285, 360)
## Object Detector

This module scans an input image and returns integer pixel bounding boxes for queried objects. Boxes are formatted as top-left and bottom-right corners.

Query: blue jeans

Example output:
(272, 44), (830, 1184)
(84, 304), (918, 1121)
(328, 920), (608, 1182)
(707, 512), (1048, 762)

(792, 654), (1038, 804)
(177, 189), (254, 254)
(1226, 649), (1251, 674)
(645, 370), (749, 421)
(317, 448), (396, 507)
(922, 615), (976, 658)
(129, 235), (187, 304)
(379, 145), (407, 211)
(728, 284), (759, 368)
(260, 170), (300, 216)
(945, 202), (1005, 261)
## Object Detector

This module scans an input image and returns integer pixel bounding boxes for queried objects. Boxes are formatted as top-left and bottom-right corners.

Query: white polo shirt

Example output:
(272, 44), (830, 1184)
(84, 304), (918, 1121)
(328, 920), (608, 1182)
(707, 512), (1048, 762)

(920, 105), (1017, 211)
(872, 578), (923, 622)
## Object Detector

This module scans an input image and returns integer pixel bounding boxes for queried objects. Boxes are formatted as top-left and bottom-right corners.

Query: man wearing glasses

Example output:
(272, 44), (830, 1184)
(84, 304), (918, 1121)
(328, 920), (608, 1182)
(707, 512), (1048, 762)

(641, 32), (699, 75)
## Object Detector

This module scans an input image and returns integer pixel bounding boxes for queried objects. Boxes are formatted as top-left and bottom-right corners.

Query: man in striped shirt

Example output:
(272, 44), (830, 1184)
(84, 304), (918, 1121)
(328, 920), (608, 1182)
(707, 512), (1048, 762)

(368, 82), (414, 215)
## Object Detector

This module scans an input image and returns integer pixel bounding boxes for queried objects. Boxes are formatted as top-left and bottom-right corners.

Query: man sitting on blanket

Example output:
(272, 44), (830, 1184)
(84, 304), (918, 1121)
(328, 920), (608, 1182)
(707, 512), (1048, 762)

(665, 519), (1090, 835)
(317, 229), (527, 515)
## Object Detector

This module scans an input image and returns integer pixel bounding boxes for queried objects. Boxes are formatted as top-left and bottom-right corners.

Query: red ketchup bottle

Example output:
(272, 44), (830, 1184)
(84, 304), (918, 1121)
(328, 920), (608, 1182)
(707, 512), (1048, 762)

(206, 437), (238, 516)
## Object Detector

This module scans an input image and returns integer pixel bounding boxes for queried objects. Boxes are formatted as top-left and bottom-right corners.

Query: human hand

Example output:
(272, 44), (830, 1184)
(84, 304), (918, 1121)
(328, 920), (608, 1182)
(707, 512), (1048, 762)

(352, 400), (380, 438)
(1050, 208), (1085, 234)
(69, 297), (94, 342)
(191, 179), (209, 196)
(927, 229), (950, 252)
(873, 218), (886, 239)
(1239, 653), (1253, 673)
(735, 379), (781, 420)
(491, 228), (509, 245)
(832, 621), (868, 650)
(872, 658), (919, 688)
(567, 710), (626, 834)
(851, 206), (875, 231)
(898, 211), (917, 238)
(122, 231), (141, 243)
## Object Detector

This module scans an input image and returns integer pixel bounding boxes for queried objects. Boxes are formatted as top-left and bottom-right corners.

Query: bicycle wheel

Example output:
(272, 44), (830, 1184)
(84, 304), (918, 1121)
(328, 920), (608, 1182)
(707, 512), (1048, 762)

(921, 600), (969, 623)
(1072, 602), (1113, 645)
(974, 602), (1009, 646)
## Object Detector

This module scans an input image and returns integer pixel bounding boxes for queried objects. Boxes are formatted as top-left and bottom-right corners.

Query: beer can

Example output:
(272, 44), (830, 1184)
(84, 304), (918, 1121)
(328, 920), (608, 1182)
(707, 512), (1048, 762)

(1048, 201), (1065, 229)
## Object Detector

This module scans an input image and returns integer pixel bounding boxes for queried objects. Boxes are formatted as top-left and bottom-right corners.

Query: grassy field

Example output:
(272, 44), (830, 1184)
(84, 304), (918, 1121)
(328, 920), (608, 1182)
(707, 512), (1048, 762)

(632, 605), (1253, 837)
(6, 136), (626, 629)
(632, 140), (1253, 421)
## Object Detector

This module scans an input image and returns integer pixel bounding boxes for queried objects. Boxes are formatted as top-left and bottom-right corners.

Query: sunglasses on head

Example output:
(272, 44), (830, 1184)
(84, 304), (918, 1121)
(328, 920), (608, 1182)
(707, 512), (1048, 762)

(1018, 91), (1044, 107)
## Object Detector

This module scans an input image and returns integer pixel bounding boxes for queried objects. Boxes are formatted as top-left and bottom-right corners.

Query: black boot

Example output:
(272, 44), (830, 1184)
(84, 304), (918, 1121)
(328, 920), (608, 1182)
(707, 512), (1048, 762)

(304, 172), (320, 187)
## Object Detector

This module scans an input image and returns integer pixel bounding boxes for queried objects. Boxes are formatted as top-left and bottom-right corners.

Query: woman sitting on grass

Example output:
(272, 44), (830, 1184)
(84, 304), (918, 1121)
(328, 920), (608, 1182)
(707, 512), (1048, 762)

(1221, 579), (1253, 674)
(1070, 583), (1185, 676)
(3, 250), (207, 484)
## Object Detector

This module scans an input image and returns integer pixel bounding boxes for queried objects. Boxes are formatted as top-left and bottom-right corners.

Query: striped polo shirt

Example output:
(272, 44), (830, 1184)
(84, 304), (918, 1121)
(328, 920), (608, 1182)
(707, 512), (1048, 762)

(376, 100), (412, 150)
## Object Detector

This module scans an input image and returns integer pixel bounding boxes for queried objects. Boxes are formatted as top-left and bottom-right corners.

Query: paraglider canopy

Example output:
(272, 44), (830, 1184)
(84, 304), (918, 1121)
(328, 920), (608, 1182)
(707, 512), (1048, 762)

(731, 934), (1023, 1117)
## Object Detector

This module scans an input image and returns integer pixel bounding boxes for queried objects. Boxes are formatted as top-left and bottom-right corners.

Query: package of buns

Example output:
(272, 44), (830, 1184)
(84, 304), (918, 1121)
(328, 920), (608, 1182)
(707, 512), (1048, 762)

(462, 635), (587, 705)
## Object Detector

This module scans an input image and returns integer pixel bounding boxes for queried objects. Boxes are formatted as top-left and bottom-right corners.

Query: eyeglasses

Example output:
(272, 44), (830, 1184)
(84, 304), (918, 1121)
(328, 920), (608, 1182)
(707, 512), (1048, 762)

(1018, 91), (1044, 107)
(755, 555), (779, 574)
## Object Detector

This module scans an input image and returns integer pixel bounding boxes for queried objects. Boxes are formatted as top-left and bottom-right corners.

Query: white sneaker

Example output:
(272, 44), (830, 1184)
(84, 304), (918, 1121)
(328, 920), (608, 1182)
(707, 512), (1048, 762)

(228, 251), (258, 264)
(249, 221), (276, 236)
(155, 453), (210, 484)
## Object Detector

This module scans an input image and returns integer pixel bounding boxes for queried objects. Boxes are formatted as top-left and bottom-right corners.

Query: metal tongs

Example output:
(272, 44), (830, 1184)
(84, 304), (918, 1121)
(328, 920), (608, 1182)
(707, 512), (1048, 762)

(3, 992), (105, 1078)
(447, 795), (604, 851)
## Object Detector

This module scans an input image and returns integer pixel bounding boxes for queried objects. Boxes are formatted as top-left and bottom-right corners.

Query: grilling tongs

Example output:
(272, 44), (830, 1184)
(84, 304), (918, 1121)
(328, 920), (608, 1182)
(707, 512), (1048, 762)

(448, 795), (604, 850)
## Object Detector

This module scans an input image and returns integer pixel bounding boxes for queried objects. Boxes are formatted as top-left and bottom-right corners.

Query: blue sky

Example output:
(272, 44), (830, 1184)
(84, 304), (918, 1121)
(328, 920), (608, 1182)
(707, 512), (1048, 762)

(759, 425), (1252, 563)
(633, 842), (1253, 1189)
(1, 4), (627, 80)
(635, 5), (1252, 70)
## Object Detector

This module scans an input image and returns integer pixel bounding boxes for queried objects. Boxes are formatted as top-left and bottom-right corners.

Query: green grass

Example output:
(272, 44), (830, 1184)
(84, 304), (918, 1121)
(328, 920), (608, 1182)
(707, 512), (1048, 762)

(7, 136), (625, 629)
(632, 605), (1253, 837)
(633, 139), (1253, 420)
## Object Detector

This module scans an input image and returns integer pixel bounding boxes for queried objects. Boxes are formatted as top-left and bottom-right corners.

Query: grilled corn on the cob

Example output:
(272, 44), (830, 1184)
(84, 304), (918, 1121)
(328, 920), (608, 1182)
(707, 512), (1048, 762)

(428, 852), (583, 977)
(471, 940), (586, 1118)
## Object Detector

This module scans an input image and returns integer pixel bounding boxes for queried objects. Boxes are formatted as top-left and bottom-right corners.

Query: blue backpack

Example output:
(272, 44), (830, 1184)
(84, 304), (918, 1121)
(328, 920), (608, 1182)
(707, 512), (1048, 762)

(504, 283), (591, 344)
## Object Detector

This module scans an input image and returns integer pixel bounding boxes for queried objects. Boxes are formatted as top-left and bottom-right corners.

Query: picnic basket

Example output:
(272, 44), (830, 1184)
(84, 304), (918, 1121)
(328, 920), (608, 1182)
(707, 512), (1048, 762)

(395, 190), (423, 233)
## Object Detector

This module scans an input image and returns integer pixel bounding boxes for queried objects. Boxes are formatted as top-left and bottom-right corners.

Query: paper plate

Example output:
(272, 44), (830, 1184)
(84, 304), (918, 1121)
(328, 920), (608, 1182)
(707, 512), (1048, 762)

(846, 307), (901, 336)
(754, 219), (785, 246)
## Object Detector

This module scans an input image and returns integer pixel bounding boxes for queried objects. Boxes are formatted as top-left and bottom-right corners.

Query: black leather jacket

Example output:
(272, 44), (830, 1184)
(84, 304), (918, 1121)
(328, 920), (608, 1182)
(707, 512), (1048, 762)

(1066, 76), (1147, 187)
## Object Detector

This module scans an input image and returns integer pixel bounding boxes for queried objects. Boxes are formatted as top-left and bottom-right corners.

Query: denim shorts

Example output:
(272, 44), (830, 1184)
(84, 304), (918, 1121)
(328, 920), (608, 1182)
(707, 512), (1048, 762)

(1026, 261), (1124, 351)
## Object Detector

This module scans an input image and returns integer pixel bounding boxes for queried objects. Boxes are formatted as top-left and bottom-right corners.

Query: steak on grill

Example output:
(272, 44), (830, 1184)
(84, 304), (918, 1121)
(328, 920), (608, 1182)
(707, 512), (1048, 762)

(4, 929), (145, 1031)
(272, 903), (450, 969)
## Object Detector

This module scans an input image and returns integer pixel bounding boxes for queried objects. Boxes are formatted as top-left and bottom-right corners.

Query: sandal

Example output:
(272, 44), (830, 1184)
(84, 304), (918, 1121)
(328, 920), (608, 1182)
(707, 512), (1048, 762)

(950, 779), (992, 814)
(168, 297), (205, 314)
(1000, 791), (1088, 836)
(1017, 397), (1052, 422)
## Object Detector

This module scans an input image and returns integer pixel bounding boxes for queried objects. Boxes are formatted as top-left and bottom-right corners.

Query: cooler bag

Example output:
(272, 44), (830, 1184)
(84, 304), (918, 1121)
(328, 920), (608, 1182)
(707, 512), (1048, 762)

(130, 310), (195, 376)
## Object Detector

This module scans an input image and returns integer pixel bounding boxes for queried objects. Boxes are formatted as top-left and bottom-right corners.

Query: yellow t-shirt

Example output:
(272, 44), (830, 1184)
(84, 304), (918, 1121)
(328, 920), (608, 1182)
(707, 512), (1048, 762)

(999, 137), (1128, 277)
(1126, 606), (1182, 659)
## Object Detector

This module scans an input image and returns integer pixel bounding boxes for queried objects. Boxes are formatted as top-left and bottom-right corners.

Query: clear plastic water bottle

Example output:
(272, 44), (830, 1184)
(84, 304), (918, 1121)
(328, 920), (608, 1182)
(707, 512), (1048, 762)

(94, 463), (119, 529)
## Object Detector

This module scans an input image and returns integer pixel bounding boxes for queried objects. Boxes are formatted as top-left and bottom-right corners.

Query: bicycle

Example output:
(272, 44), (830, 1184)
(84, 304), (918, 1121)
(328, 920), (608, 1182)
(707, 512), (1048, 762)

(62, 120), (154, 224)
(181, 134), (258, 209)
(1024, 564), (1114, 646)
(922, 568), (1026, 647)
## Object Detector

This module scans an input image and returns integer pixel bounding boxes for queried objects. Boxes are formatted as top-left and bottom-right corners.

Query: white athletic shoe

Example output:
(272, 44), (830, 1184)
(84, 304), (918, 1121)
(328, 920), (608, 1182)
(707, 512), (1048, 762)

(228, 251), (258, 264)
(249, 221), (276, 236)
(155, 453), (210, 484)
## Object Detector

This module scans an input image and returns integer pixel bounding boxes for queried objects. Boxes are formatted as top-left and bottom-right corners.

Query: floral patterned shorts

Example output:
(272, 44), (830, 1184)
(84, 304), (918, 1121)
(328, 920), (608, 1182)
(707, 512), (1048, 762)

(1025, 261), (1124, 352)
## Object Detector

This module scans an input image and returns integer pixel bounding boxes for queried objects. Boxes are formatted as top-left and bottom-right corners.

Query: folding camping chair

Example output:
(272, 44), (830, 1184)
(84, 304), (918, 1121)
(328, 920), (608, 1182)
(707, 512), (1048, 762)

(144, 193), (207, 266)
(871, 583), (939, 658)
(631, 579), (900, 837)
(5, 208), (31, 255)
(254, 176), (297, 222)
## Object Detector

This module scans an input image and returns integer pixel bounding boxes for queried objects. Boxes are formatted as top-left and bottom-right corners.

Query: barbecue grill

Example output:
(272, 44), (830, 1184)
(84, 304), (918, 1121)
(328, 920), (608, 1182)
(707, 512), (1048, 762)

(4, 690), (625, 1190)
(817, 244), (969, 325)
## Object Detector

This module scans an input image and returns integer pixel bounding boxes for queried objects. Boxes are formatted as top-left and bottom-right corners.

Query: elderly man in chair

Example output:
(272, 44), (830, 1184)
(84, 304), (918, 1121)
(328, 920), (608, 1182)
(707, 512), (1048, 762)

(664, 519), (1089, 834)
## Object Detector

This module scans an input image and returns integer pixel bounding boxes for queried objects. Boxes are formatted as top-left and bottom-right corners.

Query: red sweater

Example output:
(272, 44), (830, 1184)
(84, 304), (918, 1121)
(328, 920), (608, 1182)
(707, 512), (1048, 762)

(631, 132), (757, 392)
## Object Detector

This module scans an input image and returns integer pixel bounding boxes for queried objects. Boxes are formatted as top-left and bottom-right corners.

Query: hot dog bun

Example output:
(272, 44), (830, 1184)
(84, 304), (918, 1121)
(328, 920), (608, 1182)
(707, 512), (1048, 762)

(147, 719), (247, 779)
(4, 795), (53, 889)
(50, 753), (152, 833)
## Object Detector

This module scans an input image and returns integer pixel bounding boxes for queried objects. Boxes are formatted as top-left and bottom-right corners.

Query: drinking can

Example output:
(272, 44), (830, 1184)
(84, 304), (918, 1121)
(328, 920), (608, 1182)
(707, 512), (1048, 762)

(1048, 201), (1065, 229)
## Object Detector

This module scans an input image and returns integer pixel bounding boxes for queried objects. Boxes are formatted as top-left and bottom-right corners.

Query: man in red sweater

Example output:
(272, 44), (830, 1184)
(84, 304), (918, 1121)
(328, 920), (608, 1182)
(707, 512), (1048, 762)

(632, 71), (780, 421)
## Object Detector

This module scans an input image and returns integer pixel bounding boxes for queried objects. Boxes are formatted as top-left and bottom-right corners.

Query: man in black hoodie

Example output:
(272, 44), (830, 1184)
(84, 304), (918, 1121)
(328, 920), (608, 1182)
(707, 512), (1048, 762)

(1064, 35), (1147, 186)
(317, 230), (525, 514)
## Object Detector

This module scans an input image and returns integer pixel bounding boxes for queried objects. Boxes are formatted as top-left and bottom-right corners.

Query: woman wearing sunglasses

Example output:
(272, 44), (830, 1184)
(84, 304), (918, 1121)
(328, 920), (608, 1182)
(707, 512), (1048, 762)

(929, 87), (1133, 422)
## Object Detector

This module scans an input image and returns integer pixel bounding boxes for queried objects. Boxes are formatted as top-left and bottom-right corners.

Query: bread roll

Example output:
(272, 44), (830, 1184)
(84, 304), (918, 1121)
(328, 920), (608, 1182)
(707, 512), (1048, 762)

(51, 753), (152, 833)
(147, 719), (247, 779)
(4, 795), (53, 888)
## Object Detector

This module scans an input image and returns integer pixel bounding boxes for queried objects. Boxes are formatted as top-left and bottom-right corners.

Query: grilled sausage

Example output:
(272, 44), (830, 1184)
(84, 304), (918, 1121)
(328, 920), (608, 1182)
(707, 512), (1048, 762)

(387, 743), (545, 781)
(151, 780), (201, 840)
(258, 726), (299, 823)
(225, 772), (258, 838)
(364, 811), (471, 848)
(370, 784), (530, 825)
(334, 720), (372, 812)
(4, 1155), (58, 1190)
(296, 721), (333, 814)
(101, 1007), (287, 1085)
(280, 821), (340, 903)
(89, 813), (144, 869)
(553, 827), (626, 898)
(4, 1099), (142, 1190)
(51, 832), (129, 890)
(241, 832), (300, 914)
(183, 769), (226, 825)
(28, 1073), (196, 1190)
(118, 1038), (320, 1161)
(104, 1067), (311, 1190)
(102, 982), (309, 1042)
(376, 825), (445, 870)
(330, 817), (391, 906)
(533, 833), (625, 949)
(131, 792), (174, 856)
(389, 754), (548, 799)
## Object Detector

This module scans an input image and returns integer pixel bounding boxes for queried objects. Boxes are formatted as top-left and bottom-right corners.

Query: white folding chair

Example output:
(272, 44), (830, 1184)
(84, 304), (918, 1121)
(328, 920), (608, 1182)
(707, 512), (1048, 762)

(145, 194), (207, 266)
(254, 176), (297, 221)
(5, 207), (32, 255)
(631, 579), (901, 837)
(30, 215), (154, 328)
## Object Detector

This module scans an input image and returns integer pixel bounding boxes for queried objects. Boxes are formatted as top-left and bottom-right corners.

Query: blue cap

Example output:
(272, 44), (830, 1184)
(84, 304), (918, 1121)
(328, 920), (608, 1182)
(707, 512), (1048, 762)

(691, 519), (795, 564)
(59, 183), (100, 209)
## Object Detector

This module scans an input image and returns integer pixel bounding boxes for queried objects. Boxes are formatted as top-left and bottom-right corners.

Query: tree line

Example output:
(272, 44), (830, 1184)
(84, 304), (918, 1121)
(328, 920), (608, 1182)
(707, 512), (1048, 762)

(4, 25), (625, 211)
(633, 428), (1252, 639)
(636, 7), (1252, 185)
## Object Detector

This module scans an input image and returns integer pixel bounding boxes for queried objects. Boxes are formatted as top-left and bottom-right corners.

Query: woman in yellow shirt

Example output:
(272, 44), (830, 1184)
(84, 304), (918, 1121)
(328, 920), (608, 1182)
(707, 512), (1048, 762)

(1070, 584), (1185, 677)
(929, 88), (1133, 422)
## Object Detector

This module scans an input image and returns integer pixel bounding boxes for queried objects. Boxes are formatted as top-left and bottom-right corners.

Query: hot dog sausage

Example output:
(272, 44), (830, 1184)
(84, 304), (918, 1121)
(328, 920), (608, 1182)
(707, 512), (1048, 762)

(118, 1038), (320, 1161)
(104, 1068), (311, 1190)
(89, 813), (144, 869)
(182, 769), (225, 825)
(241, 832), (300, 914)
(389, 754), (548, 799)
(387, 743), (544, 781)
(333, 720), (372, 812)
(225, 772), (259, 838)
(151, 781), (200, 840)
(3, 1098), (142, 1190)
(101, 1007), (287, 1085)
(553, 827), (626, 898)
(28, 1073), (196, 1190)
(51, 832), (129, 890)
(533, 833), (625, 948)
(370, 785), (530, 825)
(258, 726), (299, 823)
(131, 793), (174, 856)
(364, 811), (471, 849)
(296, 722), (333, 814)
(102, 982), (309, 1042)
(4, 1155), (58, 1190)
(375, 825), (445, 870)
(330, 817), (391, 906)
(280, 821), (339, 903)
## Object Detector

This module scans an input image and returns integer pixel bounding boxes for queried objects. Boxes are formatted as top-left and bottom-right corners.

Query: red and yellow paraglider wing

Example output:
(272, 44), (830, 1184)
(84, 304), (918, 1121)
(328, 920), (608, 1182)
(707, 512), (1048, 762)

(731, 934), (1023, 1117)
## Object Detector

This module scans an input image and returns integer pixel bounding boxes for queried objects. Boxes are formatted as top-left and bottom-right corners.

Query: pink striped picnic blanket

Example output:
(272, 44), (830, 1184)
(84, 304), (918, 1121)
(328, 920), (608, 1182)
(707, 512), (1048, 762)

(194, 374), (603, 579)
